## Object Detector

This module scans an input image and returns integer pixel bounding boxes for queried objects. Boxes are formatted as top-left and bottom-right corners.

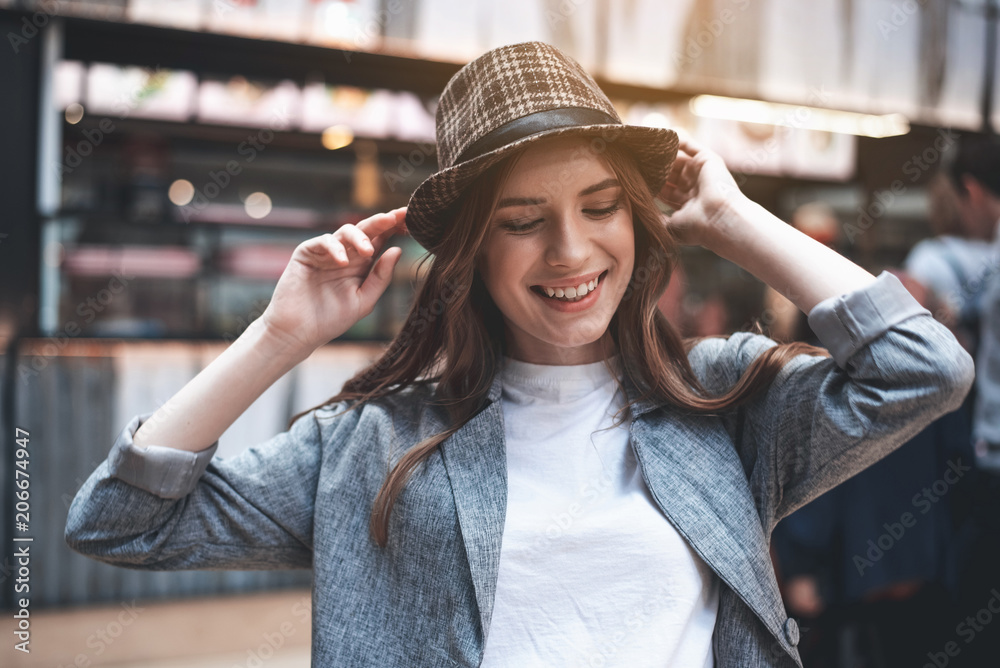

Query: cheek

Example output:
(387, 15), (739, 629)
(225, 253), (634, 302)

(612, 222), (636, 272)
(479, 246), (520, 301)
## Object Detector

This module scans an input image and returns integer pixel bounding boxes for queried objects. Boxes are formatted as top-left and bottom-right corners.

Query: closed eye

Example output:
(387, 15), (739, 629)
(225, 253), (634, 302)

(583, 203), (622, 218)
(498, 200), (622, 233)
(501, 218), (542, 233)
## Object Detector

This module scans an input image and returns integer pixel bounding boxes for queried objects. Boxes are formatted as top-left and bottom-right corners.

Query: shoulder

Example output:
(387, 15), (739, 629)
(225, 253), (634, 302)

(904, 238), (951, 273)
(904, 236), (996, 277)
(686, 332), (779, 395)
(950, 237), (998, 263)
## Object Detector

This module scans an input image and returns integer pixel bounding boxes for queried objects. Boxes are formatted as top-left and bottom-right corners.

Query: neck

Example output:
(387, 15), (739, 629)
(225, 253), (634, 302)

(505, 331), (619, 365)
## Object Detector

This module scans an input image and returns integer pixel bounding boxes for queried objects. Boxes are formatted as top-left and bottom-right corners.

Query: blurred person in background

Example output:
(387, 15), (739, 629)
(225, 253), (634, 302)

(943, 132), (1000, 667)
(904, 170), (997, 359)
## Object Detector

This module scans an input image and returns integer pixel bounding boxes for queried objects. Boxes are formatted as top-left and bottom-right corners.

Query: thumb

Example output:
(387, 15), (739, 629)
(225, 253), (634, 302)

(357, 246), (402, 309)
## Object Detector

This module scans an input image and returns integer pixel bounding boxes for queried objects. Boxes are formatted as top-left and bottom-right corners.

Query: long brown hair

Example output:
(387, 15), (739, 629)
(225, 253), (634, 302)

(290, 136), (829, 547)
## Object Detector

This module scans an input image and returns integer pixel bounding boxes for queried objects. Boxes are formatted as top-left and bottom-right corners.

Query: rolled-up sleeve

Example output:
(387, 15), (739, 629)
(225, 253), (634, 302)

(107, 413), (218, 499)
(65, 408), (336, 571)
(694, 271), (976, 524)
(805, 272), (932, 369)
(766, 271), (975, 519)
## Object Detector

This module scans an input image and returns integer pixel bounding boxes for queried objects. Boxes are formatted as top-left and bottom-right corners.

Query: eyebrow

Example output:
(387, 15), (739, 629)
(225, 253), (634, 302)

(495, 178), (621, 210)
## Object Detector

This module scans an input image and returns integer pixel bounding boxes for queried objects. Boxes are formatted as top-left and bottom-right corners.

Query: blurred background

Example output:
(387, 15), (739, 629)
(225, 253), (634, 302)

(1, 0), (999, 666)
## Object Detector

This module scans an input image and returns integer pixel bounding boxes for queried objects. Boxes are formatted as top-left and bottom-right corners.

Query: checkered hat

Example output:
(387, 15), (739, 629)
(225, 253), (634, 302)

(404, 41), (680, 252)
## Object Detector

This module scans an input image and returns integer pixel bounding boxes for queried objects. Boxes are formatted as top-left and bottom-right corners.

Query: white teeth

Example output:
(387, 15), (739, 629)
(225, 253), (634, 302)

(536, 272), (603, 301)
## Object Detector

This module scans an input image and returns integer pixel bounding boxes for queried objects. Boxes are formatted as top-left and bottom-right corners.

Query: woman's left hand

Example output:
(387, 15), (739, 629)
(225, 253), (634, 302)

(657, 136), (749, 250)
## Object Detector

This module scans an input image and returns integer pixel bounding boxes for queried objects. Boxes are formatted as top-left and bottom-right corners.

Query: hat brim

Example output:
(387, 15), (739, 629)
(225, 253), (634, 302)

(404, 124), (679, 252)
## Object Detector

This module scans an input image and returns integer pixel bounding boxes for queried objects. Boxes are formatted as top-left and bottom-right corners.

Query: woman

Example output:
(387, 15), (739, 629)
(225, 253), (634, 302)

(66, 42), (974, 667)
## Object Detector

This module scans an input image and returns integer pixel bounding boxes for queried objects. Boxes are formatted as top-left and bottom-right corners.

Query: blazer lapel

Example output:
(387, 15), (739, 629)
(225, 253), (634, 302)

(437, 375), (507, 645)
(624, 380), (789, 641)
(434, 372), (788, 649)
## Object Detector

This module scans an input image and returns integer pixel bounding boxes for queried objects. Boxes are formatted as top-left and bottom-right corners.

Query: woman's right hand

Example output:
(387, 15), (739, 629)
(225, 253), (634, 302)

(260, 207), (408, 354)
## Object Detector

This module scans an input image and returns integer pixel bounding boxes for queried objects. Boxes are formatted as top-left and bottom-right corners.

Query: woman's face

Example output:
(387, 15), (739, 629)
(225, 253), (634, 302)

(476, 137), (635, 365)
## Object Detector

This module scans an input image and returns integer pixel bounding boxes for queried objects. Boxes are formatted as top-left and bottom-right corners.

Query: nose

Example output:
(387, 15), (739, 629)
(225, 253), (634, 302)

(543, 210), (591, 268)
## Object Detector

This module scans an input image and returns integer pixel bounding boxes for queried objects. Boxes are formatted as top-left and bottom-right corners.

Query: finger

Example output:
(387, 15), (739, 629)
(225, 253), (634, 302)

(357, 246), (402, 308)
(335, 224), (376, 258)
(659, 195), (688, 211)
(356, 208), (408, 240)
(676, 134), (708, 156)
(314, 234), (349, 265)
(660, 162), (692, 201)
(370, 212), (407, 248)
(678, 155), (702, 188)
(369, 210), (410, 257)
(664, 151), (690, 185)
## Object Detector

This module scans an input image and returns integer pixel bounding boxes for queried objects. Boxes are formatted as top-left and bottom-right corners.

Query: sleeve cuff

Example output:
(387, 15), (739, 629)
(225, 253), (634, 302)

(806, 271), (930, 368)
(107, 413), (218, 499)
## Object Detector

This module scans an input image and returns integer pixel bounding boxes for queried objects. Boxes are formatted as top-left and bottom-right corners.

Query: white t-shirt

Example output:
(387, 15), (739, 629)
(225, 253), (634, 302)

(480, 355), (719, 668)
(904, 235), (998, 315)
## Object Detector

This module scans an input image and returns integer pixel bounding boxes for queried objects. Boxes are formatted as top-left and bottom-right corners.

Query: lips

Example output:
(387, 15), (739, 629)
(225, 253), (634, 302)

(531, 269), (608, 300)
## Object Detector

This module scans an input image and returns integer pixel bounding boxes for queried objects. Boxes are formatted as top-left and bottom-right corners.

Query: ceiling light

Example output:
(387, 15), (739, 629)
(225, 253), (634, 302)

(689, 95), (909, 138)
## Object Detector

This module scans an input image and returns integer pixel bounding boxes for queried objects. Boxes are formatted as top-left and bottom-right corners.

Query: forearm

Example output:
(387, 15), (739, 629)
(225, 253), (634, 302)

(132, 317), (312, 452)
(708, 196), (877, 315)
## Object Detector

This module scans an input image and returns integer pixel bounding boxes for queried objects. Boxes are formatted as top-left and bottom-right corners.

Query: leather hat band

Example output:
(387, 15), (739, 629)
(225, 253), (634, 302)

(454, 107), (620, 165)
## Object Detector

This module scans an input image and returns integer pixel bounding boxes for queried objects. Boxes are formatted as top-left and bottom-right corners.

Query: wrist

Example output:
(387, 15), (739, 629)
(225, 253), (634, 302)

(701, 193), (764, 258)
(247, 316), (315, 369)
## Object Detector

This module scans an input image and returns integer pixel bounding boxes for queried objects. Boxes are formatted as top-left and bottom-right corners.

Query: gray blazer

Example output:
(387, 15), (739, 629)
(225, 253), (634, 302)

(65, 271), (975, 667)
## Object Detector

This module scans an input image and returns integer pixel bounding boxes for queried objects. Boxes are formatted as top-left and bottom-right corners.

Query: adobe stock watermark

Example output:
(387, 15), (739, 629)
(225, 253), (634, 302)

(61, 457), (111, 510)
(852, 458), (972, 576)
(0, 555), (14, 585)
(17, 271), (135, 382)
(844, 127), (958, 243)
(922, 587), (1000, 668)
(358, 278), (466, 384)
(731, 85), (834, 188)
(383, 141), (436, 193)
(577, 582), (676, 666)
(738, 285), (805, 337)
(117, 388), (187, 455)
(545, 0), (587, 29)
(232, 595), (311, 668)
(58, 67), (169, 178)
(621, 245), (677, 304)
(176, 106), (291, 223)
(878, 0), (932, 40)
(933, 254), (1000, 327)
(54, 600), (145, 668)
(673, 0), (751, 69)
(7, 0), (63, 54)
(515, 437), (638, 563)
(517, 131), (631, 208)
(222, 298), (272, 344)
(342, 0), (405, 61)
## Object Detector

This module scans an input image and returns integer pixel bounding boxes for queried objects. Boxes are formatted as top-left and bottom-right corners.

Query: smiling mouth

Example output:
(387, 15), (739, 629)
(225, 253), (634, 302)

(531, 270), (608, 302)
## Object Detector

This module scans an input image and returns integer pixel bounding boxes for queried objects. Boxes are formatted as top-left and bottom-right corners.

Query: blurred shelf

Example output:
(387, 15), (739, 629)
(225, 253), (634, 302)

(64, 114), (440, 155)
(50, 209), (378, 233)
(62, 14), (460, 96)
(62, 244), (201, 278)
(57, 13), (696, 105)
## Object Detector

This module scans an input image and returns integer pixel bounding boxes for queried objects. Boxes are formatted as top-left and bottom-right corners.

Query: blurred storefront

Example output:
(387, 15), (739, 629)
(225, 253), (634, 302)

(0, 0), (997, 664)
